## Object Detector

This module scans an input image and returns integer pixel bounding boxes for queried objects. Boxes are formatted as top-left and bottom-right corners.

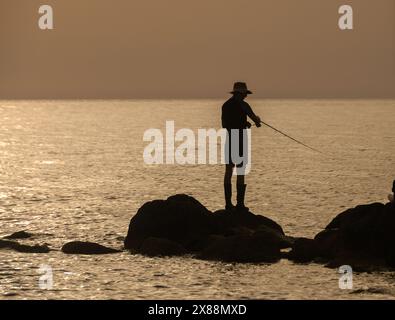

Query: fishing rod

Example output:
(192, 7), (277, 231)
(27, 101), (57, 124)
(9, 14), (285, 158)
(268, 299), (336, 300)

(255, 120), (325, 155)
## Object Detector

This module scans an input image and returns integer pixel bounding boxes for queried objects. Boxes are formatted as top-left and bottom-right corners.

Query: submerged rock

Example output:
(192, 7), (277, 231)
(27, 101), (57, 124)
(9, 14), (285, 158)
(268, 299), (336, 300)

(61, 241), (121, 255)
(288, 202), (395, 270)
(124, 194), (291, 262)
(0, 240), (50, 253)
(3, 231), (34, 240)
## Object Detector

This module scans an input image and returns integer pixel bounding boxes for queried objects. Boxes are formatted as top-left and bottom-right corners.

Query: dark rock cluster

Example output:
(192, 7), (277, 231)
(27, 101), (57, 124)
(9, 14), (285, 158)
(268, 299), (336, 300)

(124, 194), (293, 263)
(4, 188), (395, 272)
(287, 202), (395, 271)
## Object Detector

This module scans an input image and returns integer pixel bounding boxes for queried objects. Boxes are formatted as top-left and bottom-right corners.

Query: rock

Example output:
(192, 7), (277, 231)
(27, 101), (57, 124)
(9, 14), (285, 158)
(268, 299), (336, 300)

(385, 250), (395, 268)
(0, 240), (50, 253)
(323, 202), (395, 262)
(197, 234), (281, 263)
(138, 237), (187, 257)
(253, 224), (293, 249)
(14, 243), (51, 253)
(306, 228), (341, 261)
(3, 231), (34, 240)
(186, 234), (227, 252)
(124, 194), (290, 262)
(287, 238), (320, 263)
(124, 194), (218, 252)
(61, 241), (121, 255)
(290, 202), (395, 270)
(197, 223), (290, 263)
(286, 230), (337, 264)
(211, 209), (284, 236)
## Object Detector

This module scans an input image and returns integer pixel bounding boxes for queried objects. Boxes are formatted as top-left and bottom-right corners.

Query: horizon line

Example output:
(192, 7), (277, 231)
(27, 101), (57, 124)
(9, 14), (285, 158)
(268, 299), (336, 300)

(1, 96), (395, 101)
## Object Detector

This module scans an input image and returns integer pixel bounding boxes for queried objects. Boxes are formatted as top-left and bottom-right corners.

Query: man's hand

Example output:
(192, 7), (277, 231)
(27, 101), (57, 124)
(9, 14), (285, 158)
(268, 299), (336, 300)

(246, 121), (252, 129)
(254, 116), (262, 128)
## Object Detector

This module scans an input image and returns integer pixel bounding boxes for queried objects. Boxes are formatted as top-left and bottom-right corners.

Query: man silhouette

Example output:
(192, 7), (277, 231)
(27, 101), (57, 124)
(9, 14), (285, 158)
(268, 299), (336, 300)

(222, 82), (262, 211)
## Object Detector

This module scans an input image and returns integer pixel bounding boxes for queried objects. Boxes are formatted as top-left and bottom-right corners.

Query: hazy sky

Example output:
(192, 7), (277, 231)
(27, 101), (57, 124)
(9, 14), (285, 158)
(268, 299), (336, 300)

(0, 0), (394, 98)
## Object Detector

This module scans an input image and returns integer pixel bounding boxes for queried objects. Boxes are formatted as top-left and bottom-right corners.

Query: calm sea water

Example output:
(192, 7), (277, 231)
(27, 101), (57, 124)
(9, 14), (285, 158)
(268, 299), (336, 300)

(0, 99), (394, 300)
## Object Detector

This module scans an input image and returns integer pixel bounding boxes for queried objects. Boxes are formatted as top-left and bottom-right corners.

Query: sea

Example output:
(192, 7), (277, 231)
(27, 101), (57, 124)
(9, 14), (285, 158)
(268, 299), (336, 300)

(0, 99), (394, 299)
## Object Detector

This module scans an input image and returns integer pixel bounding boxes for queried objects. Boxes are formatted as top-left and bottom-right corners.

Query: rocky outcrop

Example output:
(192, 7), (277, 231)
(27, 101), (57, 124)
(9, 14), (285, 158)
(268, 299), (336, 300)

(5, 193), (394, 271)
(61, 241), (121, 255)
(124, 194), (216, 251)
(288, 202), (395, 271)
(124, 194), (293, 262)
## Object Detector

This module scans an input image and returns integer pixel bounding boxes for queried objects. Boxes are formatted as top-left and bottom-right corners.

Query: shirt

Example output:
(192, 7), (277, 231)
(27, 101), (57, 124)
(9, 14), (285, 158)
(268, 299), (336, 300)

(221, 96), (256, 129)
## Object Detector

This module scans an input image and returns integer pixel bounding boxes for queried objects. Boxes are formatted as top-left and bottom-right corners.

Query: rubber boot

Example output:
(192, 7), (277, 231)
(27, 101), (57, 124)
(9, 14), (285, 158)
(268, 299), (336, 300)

(224, 184), (234, 211)
(236, 184), (249, 212)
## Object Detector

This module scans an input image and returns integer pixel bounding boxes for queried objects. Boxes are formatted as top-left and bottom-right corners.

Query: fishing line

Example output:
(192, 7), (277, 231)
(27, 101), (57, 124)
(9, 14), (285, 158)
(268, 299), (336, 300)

(254, 120), (327, 156)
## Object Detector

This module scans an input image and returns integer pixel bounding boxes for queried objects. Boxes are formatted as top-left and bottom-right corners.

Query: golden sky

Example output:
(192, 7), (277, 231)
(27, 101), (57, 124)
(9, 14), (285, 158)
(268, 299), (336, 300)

(0, 0), (394, 98)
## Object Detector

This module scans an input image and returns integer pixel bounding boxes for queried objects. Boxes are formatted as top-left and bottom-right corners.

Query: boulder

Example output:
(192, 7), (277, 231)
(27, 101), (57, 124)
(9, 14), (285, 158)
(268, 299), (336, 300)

(211, 209), (284, 236)
(186, 234), (227, 252)
(253, 224), (293, 249)
(139, 237), (187, 257)
(288, 202), (395, 270)
(286, 238), (320, 263)
(124, 194), (290, 263)
(3, 231), (34, 240)
(0, 240), (50, 253)
(124, 194), (216, 252)
(197, 234), (281, 263)
(61, 241), (121, 255)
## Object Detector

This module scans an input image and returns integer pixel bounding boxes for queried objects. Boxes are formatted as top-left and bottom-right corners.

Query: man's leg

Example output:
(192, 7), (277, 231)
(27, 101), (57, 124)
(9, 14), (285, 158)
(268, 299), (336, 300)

(235, 129), (249, 212)
(224, 164), (234, 210)
(236, 174), (248, 211)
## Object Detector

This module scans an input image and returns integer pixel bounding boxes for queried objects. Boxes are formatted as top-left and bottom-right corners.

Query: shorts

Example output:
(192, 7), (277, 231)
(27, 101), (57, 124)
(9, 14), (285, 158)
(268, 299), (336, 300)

(224, 129), (250, 170)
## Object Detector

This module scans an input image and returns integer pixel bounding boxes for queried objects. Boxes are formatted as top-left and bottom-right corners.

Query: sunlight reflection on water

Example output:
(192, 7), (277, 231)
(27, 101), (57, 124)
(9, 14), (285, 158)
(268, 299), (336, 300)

(0, 99), (394, 299)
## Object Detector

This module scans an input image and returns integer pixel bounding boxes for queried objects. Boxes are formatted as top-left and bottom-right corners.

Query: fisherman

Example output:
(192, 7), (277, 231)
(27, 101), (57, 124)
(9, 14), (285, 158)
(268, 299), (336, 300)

(388, 180), (395, 203)
(222, 82), (262, 211)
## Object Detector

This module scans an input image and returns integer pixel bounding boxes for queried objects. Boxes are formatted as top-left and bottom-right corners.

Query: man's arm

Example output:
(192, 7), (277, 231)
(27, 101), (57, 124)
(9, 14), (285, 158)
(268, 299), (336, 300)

(242, 102), (262, 127)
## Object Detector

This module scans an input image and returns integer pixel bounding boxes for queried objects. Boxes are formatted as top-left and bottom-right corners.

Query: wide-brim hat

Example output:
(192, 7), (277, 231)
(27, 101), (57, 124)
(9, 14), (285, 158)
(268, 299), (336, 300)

(230, 82), (253, 94)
